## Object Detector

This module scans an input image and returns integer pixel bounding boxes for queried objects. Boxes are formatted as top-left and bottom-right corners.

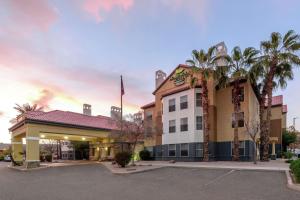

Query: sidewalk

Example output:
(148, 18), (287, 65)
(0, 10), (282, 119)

(137, 159), (289, 171)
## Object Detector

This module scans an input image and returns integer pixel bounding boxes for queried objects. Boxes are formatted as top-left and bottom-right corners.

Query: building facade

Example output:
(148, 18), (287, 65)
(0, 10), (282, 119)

(142, 64), (287, 161)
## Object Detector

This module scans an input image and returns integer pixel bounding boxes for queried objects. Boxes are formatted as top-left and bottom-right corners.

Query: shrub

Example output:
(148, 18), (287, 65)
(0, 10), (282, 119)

(290, 159), (300, 183)
(284, 151), (294, 159)
(0, 155), (4, 161)
(115, 151), (132, 168)
(45, 154), (52, 162)
(139, 149), (152, 161)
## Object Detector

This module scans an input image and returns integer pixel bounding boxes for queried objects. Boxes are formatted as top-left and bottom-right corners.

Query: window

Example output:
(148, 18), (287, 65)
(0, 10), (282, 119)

(195, 143), (203, 157)
(180, 117), (188, 132)
(231, 141), (245, 156)
(145, 111), (152, 121)
(231, 112), (244, 128)
(196, 93), (202, 107)
(180, 143), (189, 157)
(196, 116), (203, 130)
(180, 95), (188, 110)
(168, 144), (176, 157)
(169, 99), (176, 112)
(169, 120), (176, 133)
(232, 87), (244, 103)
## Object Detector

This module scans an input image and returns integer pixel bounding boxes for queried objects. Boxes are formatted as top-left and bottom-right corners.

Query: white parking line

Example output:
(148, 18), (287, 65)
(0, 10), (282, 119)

(204, 169), (235, 186)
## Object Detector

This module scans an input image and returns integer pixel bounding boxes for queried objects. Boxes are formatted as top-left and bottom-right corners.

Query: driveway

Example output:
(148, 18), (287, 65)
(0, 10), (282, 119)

(0, 163), (299, 200)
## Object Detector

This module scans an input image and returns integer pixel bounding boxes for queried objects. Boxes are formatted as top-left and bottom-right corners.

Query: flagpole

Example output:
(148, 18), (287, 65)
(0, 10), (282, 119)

(121, 75), (123, 152)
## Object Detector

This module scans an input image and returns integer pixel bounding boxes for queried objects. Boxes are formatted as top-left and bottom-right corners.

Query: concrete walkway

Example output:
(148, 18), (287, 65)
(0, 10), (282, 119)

(137, 159), (289, 171)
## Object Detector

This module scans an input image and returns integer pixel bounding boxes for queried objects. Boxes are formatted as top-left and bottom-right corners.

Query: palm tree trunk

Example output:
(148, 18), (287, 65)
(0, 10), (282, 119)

(262, 62), (276, 161)
(202, 80), (210, 161)
(232, 81), (240, 161)
(259, 95), (266, 160)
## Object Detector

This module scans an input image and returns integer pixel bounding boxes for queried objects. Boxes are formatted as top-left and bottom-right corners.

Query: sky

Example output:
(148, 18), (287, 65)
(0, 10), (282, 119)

(0, 0), (300, 143)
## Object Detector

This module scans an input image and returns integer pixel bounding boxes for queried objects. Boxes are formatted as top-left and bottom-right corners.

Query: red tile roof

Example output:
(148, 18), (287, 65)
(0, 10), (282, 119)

(141, 102), (155, 109)
(282, 105), (288, 113)
(265, 95), (283, 107)
(10, 110), (118, 131)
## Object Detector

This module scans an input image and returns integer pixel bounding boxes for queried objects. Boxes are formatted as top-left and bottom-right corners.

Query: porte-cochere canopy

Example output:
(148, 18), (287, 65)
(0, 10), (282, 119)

(9, 110), (119, 168)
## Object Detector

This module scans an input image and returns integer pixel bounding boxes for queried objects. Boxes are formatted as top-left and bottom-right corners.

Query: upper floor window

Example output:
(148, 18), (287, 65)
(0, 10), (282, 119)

(145, 111), (152, 121)
(180, 95), (188, 110)
(169, 99), (176, 112)
(169, 120), (176, 133)
(232, 87), (244, 103)
(196, 116), (203, 130)
(180, 117), (188, 132)
(231, 112), (244, 128)
(196, 93), (202, 107)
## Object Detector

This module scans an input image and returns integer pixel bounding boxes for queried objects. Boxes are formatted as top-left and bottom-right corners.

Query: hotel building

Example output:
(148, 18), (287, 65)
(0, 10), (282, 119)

(142, 49), (287, 161)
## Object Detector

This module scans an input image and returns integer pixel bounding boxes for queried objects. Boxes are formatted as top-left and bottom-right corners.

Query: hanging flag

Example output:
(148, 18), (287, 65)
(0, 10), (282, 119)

(121, 75), (125, 96)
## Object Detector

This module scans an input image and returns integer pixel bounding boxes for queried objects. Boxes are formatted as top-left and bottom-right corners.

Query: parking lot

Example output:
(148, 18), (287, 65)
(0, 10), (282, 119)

(0, 163), (299, 200)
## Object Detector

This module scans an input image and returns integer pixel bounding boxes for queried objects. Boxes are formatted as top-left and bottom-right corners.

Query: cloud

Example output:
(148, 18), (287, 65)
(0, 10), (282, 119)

(33, 89), (55, 110)
(1, 0), (58, 34)
(83, 0), (134, 22)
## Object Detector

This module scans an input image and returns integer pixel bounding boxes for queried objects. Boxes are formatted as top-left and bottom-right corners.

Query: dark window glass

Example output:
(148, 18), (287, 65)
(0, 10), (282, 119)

(231, 141), (245, 156)
(169, 99), (176, 112)
(168, 144), (176, 157)
(196, 93), (202, 107)
(196, 116), (203, 130)
(180, 117), (188, 132)
(232, 87), (244, 103)
(180, 143), (189, 157)
(195, 143), (203, 157)
(169, 120), (176, 133)
(180, 95), (188, 110)
(231, 112), (244, 128)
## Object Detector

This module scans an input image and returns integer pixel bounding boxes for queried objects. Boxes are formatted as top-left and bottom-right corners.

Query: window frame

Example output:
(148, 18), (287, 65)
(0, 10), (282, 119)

(232, 87), (244, 103)
(180, 117), (188, 132)
(196, 93), (202, 107)
(180, 95), (188, 110)
(180, 143), (189, 157)
(168, 99), (176, 112)
(168, 120), (176, 133)
(196, 116), (203, 130)
(231, 112), (244, 128)
(195, 143), (203, 157)
(168, 144), (176, 157)
(231, 141), (246, 156)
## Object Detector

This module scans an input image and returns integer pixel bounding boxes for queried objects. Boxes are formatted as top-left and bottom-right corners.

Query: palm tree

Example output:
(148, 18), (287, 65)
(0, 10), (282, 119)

(215, 46), (259, 161)
(258, 30), (300, 161)
(186, 47), (216, 161)
(14, 103), (43, 116)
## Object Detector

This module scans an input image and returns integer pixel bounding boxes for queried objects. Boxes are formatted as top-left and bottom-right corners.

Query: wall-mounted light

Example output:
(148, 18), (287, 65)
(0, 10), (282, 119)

(64, 136), (68, 140)
(41, 135), (45, 138)
(105, 147), (108, 151)
(82, 137), (86, 141)
(97, 147), (100, 151)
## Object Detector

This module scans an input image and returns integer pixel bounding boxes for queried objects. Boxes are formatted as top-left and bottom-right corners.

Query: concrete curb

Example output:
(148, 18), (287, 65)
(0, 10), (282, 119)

(137, 163), (289, 172)
(8, 162), (100, 172)
(285, 170), (300, 192)
(100, 163), (166, 175)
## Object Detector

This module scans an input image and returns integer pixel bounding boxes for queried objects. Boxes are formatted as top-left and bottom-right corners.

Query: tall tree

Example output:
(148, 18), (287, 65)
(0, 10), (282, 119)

(215, 46), (259, 161)
(186, 47), (216, 161)
(258, 30), (300, 161)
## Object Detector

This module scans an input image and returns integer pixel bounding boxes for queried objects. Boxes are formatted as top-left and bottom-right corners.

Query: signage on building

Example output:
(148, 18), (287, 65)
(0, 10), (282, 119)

(170, 68), (189, 86)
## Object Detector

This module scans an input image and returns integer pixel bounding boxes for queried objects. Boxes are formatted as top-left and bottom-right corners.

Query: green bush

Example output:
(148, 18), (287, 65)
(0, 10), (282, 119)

(139, 149), (152, 161)
(0, 155), (4, 161)
(284, 151), (294, 159)
(115, 151), (132, 168)
(290, 159), (300, 183)
(45, 154), (52, 162)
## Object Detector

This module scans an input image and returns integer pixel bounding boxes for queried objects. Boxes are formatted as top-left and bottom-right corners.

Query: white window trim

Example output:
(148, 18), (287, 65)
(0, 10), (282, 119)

(195, 144), (203, 157)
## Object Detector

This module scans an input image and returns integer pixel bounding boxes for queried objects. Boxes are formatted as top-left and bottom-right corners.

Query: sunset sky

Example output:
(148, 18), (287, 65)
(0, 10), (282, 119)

(1, 0), (300, 143)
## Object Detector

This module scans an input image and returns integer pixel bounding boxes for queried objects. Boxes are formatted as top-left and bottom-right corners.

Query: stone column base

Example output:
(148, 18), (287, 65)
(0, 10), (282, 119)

(271, 154), (276, 160)
(25, 161), (40, 169)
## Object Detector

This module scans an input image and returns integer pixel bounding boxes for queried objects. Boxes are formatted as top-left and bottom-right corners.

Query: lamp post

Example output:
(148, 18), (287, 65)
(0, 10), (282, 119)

(293, 117), (298, 130)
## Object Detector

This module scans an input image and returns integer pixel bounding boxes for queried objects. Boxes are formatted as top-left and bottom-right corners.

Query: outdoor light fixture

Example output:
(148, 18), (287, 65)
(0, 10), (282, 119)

(64, 136), (68, 139)
(41, 135), (45, 138)
(97, 147), (100, 151)
(82, 137), (86, 141)
(105, 147), (108, 151)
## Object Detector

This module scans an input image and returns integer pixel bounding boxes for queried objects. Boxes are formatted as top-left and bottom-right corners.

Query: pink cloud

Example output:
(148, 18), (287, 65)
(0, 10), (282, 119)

(83, 0), (134, 22)
(33, 89), (55, 110)
(3, 0), (57, 33)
